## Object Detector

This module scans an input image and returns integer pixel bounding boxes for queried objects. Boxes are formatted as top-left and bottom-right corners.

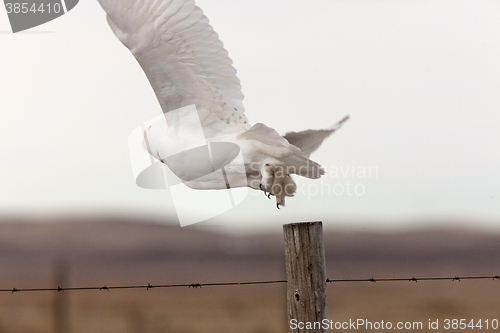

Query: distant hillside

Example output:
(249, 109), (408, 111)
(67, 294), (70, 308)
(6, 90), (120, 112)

(0, 217), (499, 288)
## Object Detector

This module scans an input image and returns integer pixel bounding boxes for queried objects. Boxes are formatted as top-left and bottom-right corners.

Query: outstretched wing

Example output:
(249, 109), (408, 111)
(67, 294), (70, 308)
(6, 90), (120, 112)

(283, 115), (349, 158)
(98, 0), (250, 137)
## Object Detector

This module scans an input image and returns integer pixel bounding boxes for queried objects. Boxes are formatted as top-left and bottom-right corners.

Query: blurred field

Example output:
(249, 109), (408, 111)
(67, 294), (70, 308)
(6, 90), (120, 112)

(0, 218), (499, 332)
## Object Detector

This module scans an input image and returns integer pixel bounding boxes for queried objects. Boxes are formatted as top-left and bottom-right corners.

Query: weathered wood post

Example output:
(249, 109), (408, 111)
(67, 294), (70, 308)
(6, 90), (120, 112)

(283, 222), (328, 333)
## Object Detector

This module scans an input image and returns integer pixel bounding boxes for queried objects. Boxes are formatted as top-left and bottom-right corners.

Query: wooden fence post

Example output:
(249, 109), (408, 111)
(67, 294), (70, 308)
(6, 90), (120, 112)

(283, 222), (328, 333)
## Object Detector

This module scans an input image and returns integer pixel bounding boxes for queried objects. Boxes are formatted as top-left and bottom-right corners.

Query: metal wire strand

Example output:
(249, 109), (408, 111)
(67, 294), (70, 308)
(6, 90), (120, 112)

(2, 275), (499, 293)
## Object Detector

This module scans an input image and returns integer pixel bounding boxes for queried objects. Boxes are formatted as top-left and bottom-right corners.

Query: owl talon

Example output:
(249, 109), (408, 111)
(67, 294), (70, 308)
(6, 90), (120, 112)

(267, 193), (271, 199)
(260, 184), (267, 196)
(277, 203), (280, 209)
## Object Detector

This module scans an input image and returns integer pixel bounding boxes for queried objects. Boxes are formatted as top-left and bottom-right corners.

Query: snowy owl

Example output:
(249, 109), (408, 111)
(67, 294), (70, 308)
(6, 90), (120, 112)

(98, 0), (349, 209)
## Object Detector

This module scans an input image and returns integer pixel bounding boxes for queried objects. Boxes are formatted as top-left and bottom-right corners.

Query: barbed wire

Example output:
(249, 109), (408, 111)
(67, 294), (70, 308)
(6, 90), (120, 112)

(326, 275), (500, 283)
(0, 280), (287, 294)
(2, 275), (499, 294)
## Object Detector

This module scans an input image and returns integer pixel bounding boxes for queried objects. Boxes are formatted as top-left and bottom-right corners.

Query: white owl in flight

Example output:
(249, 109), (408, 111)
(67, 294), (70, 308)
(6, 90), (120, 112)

(98, 0), (349, 209)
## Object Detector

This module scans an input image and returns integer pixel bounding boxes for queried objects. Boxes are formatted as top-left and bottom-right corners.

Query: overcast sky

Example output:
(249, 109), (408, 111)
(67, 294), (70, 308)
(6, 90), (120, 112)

(1, 0), (499, 233)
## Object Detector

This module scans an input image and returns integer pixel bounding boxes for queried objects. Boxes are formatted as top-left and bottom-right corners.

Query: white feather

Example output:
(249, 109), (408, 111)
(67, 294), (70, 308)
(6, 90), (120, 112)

(99, 0), (249, 138)
(283, 115), (350, 158)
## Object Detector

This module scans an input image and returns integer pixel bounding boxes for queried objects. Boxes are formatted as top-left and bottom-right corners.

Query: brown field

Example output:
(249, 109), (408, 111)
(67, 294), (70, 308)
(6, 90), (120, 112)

(0, 217), (499, 332)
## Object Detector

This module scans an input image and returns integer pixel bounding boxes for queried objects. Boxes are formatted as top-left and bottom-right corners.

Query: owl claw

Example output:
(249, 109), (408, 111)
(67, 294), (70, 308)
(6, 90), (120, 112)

(267, 193), (271, 199)
(260, 184), (267, 196)
(277, 203), (280, 209)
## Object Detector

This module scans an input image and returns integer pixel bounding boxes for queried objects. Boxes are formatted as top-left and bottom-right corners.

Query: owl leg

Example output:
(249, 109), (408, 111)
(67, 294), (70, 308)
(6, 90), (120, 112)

(260, 163), (275, 197)
(273, 172), (297, 209)
(272, 166), (287, 209)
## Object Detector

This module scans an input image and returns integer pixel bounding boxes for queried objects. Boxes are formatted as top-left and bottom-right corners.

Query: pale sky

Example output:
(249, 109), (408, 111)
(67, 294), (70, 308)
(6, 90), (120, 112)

(1, 0), (499, 233)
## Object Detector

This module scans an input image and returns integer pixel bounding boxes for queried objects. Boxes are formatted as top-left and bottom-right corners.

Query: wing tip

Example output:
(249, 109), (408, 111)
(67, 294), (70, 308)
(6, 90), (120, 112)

(328, 114), (350, 131)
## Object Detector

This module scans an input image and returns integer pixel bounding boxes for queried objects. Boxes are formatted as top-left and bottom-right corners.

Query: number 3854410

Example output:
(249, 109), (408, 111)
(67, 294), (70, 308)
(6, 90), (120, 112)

(5, 2), (62, 14)
(444, 319), (499, 330)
